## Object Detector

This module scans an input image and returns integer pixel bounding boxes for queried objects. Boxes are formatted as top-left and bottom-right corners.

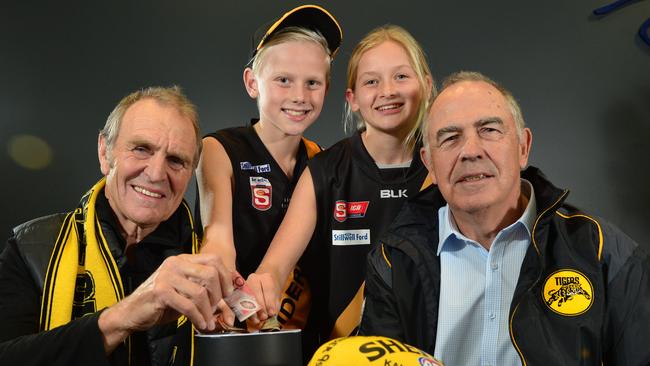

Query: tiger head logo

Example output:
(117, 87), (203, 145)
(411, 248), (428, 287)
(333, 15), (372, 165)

(542, 269), (594, 316)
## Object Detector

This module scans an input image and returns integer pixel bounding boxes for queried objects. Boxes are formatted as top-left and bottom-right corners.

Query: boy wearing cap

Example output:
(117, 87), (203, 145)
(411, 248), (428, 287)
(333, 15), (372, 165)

(196, 4), (341, 331)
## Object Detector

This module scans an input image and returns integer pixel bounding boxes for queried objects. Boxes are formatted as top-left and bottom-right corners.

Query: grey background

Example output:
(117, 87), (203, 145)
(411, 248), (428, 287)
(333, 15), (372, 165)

(1, 0), (649, 251)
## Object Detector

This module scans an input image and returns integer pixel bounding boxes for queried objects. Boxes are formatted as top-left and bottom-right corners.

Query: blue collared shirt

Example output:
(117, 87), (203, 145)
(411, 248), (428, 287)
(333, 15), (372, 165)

(434, 180), (537, 366)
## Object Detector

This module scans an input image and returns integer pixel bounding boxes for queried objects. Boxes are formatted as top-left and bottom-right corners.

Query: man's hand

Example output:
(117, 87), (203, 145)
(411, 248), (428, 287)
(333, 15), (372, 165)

(98, 253), (242, 353)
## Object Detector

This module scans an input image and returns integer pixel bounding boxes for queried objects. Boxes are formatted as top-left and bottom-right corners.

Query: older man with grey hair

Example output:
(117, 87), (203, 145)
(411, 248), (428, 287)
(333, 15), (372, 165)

(360, 71), (650, 365)
(0, 86), (240, 366)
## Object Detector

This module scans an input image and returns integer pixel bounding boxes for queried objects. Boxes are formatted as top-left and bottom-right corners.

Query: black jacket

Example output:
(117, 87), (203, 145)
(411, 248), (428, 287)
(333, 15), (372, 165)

(0, 191), (194, 366)
(359, 166), (650, 365)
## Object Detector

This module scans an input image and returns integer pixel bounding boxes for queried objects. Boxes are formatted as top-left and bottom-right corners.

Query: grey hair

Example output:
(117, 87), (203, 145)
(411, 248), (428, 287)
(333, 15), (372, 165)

(422, 71), (525, 151)
(100, 86), (202, 167)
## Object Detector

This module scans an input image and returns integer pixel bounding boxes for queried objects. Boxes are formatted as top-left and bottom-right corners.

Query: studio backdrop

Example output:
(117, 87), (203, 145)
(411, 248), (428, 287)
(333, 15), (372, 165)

(1, 0), (649, 250)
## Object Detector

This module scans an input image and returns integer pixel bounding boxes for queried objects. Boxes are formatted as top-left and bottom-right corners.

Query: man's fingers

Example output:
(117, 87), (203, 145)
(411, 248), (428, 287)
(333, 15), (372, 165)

(216, 266), (237, 298)
(217, 299), (235, 326)
(151, 254), (253, 331)
(168, 254), (233, 308)
(158, 283), (211, 331)
(163, 272), (216, 331)
(124, 253), (243, 333)
(233, 271), (245, 288)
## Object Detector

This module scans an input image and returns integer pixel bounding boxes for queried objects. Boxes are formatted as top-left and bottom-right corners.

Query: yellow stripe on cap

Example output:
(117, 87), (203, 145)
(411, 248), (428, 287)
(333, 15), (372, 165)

(255, 4), (343, 57)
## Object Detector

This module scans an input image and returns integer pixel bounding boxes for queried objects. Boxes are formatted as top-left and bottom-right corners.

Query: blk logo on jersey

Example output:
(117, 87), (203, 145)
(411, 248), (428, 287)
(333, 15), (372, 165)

(380, 189), (407, 199)
(240, 161), (271, 173)
(250, 176), (272, 211)
(333, 200), (369, 222)
(542, 269), (594, 316)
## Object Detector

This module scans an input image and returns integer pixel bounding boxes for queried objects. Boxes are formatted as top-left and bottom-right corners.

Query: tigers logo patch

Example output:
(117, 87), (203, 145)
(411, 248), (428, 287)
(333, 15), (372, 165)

(542, 269), (594, 316)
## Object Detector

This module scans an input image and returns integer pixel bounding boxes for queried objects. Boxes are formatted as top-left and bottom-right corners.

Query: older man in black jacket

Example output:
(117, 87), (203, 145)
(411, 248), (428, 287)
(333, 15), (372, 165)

(360, 71), (650, 365)
(0, 86), (240, 365)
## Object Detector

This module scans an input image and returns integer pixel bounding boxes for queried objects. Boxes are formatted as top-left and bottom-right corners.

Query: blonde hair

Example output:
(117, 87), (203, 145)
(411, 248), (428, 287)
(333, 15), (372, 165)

(101, 86), (201, 167)
(249, 26), (332, 84)
(343, 25), (436, 150)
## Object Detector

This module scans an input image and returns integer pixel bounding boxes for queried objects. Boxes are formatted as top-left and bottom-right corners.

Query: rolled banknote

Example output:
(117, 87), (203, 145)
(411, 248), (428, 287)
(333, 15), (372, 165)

(224, 284), (261, 322)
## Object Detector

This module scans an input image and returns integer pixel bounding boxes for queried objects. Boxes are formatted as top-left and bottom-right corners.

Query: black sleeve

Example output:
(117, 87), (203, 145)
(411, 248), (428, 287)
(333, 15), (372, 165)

(0, 238), (110, 366)
(359, 244), (405, 340)
(601, 224), (650, 365)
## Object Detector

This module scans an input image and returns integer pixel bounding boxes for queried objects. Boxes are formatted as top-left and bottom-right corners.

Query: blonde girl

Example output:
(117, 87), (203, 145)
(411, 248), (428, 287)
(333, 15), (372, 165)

(250, 25), (435, 356)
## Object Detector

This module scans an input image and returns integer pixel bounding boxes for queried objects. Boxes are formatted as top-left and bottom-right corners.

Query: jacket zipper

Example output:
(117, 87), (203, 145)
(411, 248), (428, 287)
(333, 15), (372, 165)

(509, 189), (569, 365)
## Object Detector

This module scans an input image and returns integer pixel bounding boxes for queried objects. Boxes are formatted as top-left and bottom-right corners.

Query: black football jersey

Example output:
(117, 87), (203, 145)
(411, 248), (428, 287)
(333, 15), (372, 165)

(197, 125), (320, 277)
(302, 131), (429, 354)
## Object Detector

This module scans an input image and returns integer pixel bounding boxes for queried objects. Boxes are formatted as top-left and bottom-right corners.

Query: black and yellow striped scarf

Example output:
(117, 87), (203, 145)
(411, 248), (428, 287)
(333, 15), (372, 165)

(39, 178), (199, 364)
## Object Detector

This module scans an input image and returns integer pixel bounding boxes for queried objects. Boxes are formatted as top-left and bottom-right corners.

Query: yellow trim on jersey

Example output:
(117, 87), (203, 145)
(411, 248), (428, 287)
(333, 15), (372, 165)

(302, 137), (322, 159)
(277, 266), (312, 329)
(381, 243), (392, 269)
(509, 302), (526, 366)
(420, 173), (433, 191)
(555, 212), (603, 260)
(330, 282), (365, 339)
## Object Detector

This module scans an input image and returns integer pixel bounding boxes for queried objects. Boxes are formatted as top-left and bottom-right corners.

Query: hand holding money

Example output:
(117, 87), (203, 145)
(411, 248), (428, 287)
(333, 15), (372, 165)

(99, 253), (241, 351)
(209, 283), (282, 333)
(224, 284), (261, 322)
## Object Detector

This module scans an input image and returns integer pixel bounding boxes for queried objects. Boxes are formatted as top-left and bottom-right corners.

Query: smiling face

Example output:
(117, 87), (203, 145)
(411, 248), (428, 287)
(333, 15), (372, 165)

(244, 40), (329, 138)
(345, 40), (424, 137)
(98, 98), (197, 233)
(421, 80), (532, 216)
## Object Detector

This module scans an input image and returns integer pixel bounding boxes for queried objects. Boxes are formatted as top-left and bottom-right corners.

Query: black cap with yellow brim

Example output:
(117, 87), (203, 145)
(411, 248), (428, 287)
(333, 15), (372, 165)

(249, 4), (342, 64)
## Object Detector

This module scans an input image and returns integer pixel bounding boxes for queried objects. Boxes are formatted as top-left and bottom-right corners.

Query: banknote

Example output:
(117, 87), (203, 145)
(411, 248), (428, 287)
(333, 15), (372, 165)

(260, 315), (281, 332)
(224, 284), (261, 322)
